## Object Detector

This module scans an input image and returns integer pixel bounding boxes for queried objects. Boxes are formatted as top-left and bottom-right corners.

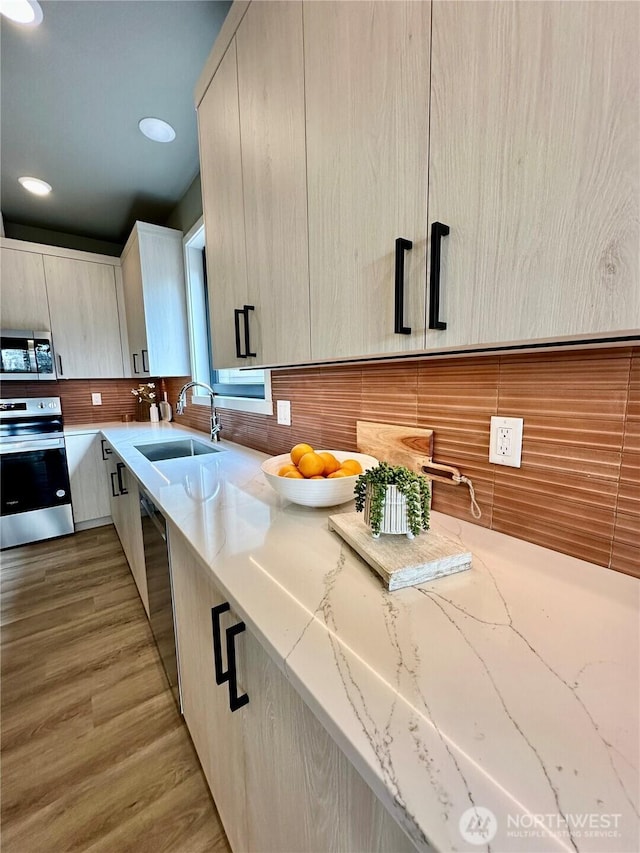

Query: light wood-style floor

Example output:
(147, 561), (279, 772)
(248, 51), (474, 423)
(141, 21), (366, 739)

(1, 525), (231, 853)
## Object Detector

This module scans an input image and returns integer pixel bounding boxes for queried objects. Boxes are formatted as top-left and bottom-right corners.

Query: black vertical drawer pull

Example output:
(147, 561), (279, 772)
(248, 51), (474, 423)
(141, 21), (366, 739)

(116, 462), (128, 495)
(243, 305), (256, 358)
(234, 310), (246, 359)
(101, 439), (112, 461)
(211, 603), (249, 712)
(57, 354), (64, 376)
(226, 622), (249, 712)
(394, 237), (412, 335)
(110, 471), (120, 498)
(132, 353), (140, 374)
(212, 602), (231, 684)
(428, 221), (449, 330)
(141, 349), (149, 373)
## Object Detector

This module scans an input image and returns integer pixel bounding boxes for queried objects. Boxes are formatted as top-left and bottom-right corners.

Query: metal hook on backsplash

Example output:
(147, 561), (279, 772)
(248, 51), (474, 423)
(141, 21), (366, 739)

(419, 458), (482, 520)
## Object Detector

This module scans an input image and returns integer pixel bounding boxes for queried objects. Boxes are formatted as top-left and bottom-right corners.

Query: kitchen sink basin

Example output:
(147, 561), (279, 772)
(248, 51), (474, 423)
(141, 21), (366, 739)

(135, 439), (223, 462)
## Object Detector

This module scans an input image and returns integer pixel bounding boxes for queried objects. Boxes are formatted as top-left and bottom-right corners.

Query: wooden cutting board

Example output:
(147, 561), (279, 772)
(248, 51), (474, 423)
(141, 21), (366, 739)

(356, 421), (434, 472)
(328, 513), (472, 591)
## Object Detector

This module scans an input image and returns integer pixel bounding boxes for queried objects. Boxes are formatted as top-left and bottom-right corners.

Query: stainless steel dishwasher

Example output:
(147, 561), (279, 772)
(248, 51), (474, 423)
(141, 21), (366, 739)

(139, 488), (180, 709)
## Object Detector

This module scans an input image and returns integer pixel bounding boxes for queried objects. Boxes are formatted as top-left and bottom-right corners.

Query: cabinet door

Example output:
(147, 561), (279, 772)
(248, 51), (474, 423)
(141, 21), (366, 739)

(198, 40), (252, 369)
(66, 432), (111, 524)
(120, 232), (149, 378)
(0, 247), (51, 330)
(137, 226), (190, 377)
(304, 1), (431, 360)
(236, 0), (310, 365)
(105, 454), (148, 615)
(43, 256), (124, 378)
(427, 0), (640, 348)
(169, 529), (248, 852)
(242, 629), (416, 853)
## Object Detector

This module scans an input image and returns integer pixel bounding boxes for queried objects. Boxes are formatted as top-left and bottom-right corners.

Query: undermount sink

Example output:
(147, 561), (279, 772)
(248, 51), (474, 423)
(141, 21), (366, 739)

(135, 439), (222, 462)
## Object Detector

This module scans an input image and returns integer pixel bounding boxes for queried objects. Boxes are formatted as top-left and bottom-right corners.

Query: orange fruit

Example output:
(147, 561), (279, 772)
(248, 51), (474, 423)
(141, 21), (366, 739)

(327, 469), (350, 478)
(309, 475), (325, 480)
(291, 443), (314, 466)
(297, 451), (325, 478)
(318, 451), (340, 476)
(340, 458), (363, 475)
(278, 464), (299, 477)
(283, 469), (304, 479)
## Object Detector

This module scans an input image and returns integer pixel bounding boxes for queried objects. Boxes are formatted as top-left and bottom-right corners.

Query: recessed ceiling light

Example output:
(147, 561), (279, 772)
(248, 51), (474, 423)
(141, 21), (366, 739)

(18, 176), (52, 196)
(0, 0), (43, 26)
(138, 117), (176, 143)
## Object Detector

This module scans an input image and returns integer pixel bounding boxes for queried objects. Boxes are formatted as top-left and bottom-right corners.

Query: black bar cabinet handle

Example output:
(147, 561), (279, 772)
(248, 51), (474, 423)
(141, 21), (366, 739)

(116, 462), (128, 495)
(141, 349), (149, 373)
(212, 602), (231, 684)
(57, 354), (64, 376)
(429, 221), (449, 330)
(101, 439), (112, 461)
(110, 471), (120, 498)
(394, 237), (412, 335)
(132, 353), (140, 374)
(243, 305), (256, 358)
(226, 622), (249, 712)
(234, 309), (246, 359)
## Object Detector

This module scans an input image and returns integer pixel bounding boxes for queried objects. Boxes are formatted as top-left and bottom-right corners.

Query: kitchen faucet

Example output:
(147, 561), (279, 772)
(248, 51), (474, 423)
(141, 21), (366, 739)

(176, 381), (221, 442)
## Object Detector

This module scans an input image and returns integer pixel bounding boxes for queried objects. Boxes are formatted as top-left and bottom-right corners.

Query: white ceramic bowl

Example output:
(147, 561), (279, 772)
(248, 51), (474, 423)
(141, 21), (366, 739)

(261, 450), (379, 508)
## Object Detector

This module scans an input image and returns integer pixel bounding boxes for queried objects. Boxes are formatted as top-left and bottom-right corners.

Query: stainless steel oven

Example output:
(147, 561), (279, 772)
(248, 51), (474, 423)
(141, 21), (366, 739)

(0, 397), (74, 549)
(1, 330), (57, 380)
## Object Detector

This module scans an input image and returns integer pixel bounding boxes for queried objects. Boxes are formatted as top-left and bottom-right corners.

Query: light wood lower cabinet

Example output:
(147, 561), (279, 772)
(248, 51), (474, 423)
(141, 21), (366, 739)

(65, 432), (111, 526)
(105, 449), (148, 616)
(169, 526), (416, 853)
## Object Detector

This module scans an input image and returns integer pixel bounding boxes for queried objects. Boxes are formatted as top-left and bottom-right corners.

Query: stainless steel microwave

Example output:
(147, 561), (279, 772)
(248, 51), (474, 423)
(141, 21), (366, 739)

(0, 330), (57, 381)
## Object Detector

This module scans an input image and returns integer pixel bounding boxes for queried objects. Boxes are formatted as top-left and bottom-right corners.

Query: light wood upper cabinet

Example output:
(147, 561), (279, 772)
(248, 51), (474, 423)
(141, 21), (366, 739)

(236, 0), (310, 365)
(0, 245), (50, 330)
(120, 222), (190, 378)
(304, 0), (431, 360)
(43, 255), (124, 378)
(426, 0), (640, 348)
(198, 40), (252, 369)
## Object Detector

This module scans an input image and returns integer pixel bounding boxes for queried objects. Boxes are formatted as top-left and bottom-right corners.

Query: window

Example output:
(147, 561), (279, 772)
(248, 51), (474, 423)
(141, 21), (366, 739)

(183, 217), (273, 415)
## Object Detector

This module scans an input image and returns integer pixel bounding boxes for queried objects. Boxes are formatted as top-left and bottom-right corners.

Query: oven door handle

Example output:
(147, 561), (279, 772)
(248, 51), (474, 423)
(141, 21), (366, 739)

(0, 437), (66, 454)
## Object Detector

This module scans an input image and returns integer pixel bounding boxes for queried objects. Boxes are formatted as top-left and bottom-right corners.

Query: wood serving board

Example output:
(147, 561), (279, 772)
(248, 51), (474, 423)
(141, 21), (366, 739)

(328, 513), (472, 591)
(356, 421), (434, 473)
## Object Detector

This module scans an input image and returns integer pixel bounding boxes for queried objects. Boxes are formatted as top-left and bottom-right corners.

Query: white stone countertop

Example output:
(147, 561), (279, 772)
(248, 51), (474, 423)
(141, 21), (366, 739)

(96, 421), (639, 853)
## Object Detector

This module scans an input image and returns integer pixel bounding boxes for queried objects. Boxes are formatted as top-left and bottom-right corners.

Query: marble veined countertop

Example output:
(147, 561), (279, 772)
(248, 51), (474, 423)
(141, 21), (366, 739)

(91, 421), (639, 853)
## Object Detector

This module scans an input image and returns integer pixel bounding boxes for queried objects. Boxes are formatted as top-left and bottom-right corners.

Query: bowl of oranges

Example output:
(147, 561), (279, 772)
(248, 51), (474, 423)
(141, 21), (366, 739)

(261, 443), (379, 507)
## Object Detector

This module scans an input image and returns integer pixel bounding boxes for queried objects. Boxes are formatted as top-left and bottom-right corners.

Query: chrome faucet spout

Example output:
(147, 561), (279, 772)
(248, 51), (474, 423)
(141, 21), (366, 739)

(176, 381), (221, 442)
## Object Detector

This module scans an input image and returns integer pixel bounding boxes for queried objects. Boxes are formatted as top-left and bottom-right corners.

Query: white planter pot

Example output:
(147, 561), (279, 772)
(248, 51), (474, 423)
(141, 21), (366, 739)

(364, 484), (415, 539)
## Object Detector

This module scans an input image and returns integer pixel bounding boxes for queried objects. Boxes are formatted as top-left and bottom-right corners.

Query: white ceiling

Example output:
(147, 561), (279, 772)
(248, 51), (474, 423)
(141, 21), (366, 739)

(1, 0), (230, 247)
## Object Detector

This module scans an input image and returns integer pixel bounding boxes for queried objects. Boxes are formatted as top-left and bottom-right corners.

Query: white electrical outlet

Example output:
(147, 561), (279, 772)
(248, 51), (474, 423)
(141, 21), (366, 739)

(277, 400), (291, 426)
(91, 393), (102, 406)
(489, 416), (523, 467)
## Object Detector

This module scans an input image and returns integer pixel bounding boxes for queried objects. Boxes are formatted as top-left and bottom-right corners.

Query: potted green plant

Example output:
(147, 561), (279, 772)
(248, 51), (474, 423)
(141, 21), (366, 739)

(354, 463), (431, 539)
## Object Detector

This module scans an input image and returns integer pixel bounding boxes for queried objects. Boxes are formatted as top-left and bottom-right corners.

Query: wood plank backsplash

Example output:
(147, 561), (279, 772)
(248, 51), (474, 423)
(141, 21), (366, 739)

(3, 348), (636, 577)
(166, 347), (639, 578)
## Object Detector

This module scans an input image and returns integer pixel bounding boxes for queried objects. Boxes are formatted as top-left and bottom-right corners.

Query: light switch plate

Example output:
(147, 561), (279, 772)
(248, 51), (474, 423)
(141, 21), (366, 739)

(489, 416), (523, 467)
(91, 393), (102, 406)
(277, 400), (291, 426)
